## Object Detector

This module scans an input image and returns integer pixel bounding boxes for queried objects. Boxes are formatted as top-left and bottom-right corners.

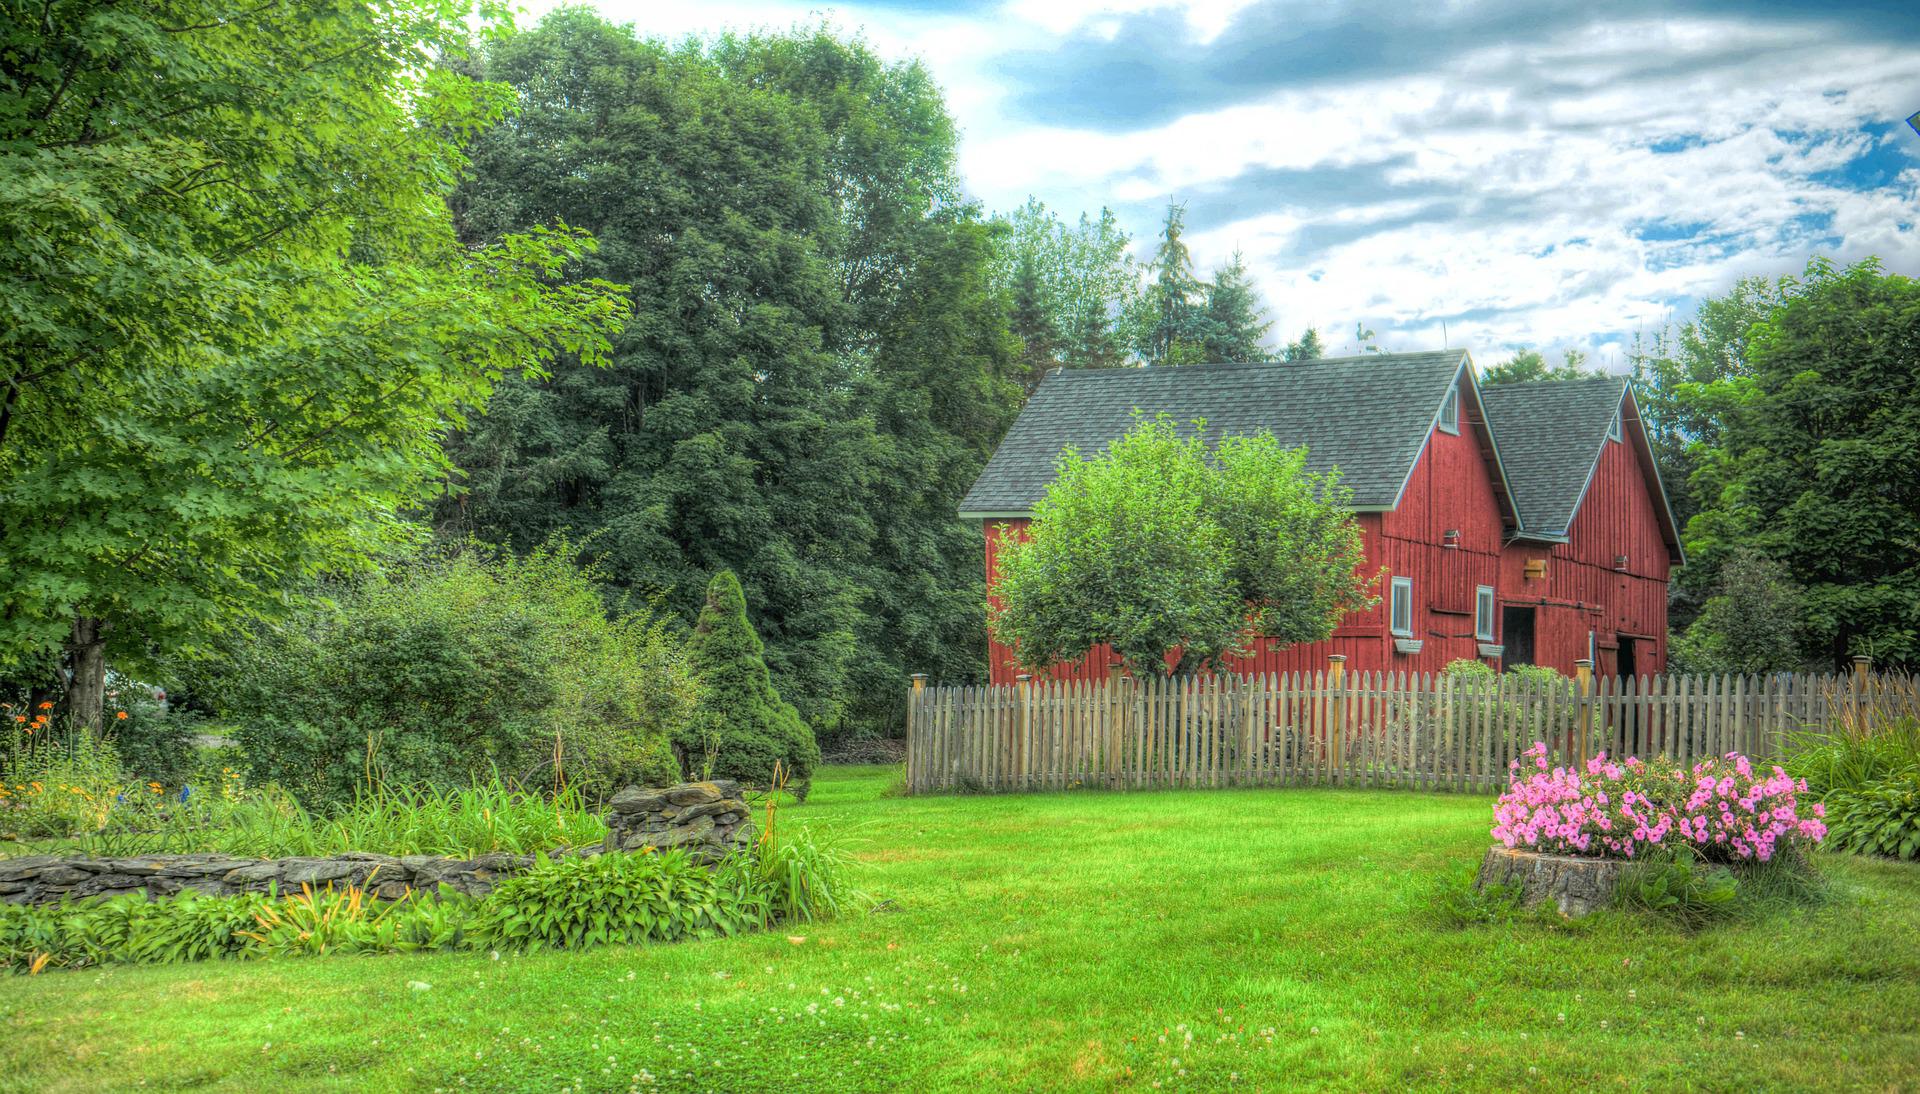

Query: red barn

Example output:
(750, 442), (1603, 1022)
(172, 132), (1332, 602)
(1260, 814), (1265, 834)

(958, 351), (1683, 684)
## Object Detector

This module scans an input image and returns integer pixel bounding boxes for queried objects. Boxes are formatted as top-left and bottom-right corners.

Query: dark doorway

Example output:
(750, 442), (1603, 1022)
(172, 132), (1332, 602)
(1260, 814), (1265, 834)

(1618, 637), (1639, 681)
(1502, 607), (1536, 667)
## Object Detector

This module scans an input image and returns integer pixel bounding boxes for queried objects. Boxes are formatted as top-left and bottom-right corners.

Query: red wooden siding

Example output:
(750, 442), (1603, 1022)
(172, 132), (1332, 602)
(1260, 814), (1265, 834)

(985, 410), (1531, 684)
(1498, 410), (1671, 677)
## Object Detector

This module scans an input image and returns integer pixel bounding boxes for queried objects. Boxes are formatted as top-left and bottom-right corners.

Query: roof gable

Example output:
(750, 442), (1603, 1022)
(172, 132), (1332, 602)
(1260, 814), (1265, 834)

(958, 350), (1478, 516)
(1479, 376), (1683, 562)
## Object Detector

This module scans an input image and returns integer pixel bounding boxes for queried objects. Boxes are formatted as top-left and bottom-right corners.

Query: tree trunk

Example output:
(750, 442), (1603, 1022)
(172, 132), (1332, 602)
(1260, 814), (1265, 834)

(66, 616), (109, 739)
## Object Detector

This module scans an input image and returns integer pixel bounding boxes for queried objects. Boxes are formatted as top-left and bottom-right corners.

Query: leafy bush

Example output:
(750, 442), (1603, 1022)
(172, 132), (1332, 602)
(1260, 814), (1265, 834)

(677, 571), (820, 796)
(1823, 775), (1920, 860)
(206, 544), (690, 809)
(1616, 846), (1739, 928)
(100, 674), (197, 786)
(468, 850), (773, 951)
(1, 734), (123, 840)
(1492, 743), (1826, 862)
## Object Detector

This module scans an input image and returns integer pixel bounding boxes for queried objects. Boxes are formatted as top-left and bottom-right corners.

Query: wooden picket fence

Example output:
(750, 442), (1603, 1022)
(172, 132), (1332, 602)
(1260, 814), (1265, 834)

(903, 665), (1920, 795)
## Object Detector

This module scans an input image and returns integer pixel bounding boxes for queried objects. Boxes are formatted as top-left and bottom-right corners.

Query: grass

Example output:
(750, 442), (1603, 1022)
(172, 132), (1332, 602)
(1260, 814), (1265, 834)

(2, 765), (1917, 1092)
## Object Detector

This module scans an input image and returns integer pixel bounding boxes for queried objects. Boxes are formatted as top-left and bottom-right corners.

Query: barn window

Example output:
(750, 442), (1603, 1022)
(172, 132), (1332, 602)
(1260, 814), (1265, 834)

(1438, 384), (1460, 434)
(1475, 586), (1496, 641)
(1608, 410), (1622, 443)
(1390, 577), (1414, 636)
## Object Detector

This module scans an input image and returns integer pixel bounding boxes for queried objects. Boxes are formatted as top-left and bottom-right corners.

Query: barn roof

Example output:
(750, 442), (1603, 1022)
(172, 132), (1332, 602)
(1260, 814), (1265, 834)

(957, 350), (1491, 517)
(1477, 377), (1628, 536)
(1479, 376), (1684, 561)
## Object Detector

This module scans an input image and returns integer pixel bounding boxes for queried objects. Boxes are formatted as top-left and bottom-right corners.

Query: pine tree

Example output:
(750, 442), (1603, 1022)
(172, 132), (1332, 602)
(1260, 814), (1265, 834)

(1131, 202), (1210, 364)
(682, 571), (821, 797)
(1282, 327), (1325, 361)
(1201, 250), (1272, 361)
(1008, 249), (1060, 391)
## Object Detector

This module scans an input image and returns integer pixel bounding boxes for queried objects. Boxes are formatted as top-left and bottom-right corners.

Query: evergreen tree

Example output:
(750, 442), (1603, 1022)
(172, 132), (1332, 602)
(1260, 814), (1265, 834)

(1007, 249), (1060, 391)
(1130, 203), (1212, 364)
(682, 571), (820, 797)
(1201, 250), (1273, 362)
(1282, 327), (1326, 362)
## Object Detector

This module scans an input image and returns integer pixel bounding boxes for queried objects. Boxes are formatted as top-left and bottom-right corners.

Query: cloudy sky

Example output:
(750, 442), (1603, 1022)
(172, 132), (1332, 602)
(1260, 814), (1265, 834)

(526, 0), (1920, 367)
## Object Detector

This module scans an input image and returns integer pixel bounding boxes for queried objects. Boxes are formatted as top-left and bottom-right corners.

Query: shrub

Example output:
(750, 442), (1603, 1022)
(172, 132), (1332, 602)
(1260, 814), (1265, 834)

(206, 543), (690, 809)
(1616, 846), (1739, 928)
(467, 849), (773, 951)
(1492, 743), (1826, 862)
(1823, 774), (1920, 860)
(1786, 716), (1920, 798)
(678, 571), (819, 796)
(100, 674), (197, 786)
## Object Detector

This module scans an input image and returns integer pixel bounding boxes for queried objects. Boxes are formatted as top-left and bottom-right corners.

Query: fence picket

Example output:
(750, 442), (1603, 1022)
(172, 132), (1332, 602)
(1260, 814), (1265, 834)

(902, 667), (1897, 793)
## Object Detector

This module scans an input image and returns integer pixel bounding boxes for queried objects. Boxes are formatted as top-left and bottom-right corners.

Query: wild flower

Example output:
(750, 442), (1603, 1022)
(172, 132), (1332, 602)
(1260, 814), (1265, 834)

(1492, 742), (1826, 861)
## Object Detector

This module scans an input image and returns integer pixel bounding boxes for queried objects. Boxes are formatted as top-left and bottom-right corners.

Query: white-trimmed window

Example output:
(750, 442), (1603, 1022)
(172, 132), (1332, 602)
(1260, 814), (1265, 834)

(1608, 410), (1622, 443)
(1390, 577), (1415, 637)
(1438, 384), (1460, 434)
(1475, 586), (1496, 641)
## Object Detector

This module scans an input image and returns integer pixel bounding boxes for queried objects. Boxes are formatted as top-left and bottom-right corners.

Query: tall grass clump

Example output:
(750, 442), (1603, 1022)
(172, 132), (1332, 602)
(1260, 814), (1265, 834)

(1786, 676), (1920, 861)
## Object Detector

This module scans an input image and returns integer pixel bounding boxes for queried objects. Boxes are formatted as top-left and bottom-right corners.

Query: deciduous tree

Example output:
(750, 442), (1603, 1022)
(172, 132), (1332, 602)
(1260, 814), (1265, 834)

(0, 0), (625, 733)
(990, 417), (1374, 676)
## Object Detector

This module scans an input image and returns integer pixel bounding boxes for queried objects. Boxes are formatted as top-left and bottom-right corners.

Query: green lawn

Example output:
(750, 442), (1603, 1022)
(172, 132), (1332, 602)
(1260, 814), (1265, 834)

(3, 766), (1917, 1092)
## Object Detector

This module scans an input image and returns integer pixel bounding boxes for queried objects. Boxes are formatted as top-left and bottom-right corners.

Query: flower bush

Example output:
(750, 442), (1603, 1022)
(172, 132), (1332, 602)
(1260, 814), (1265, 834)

(1492, 742), (1826, 862)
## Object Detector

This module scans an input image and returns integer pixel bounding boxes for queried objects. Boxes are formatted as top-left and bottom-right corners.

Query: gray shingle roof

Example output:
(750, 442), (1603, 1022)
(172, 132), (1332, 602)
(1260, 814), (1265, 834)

(1477, 376), (1628, 536)
(957, 351), (1470, 515)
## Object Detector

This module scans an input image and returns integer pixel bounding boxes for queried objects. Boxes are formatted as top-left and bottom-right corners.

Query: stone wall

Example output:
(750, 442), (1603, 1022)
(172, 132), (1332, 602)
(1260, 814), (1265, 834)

(0, 780), (758, 906)
(1474, 845), (1629, 918)
(605, 779), (755, 863)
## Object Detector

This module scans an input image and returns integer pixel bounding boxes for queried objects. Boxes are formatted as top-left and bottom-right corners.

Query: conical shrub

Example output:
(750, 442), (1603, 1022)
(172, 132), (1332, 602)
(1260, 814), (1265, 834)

(678, 571), (820, 798)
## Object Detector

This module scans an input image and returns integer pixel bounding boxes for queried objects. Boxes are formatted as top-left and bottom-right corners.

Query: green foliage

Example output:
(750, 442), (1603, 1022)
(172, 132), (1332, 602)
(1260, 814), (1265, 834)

(1282, 327), (1325, 362)
(1628, 275), (1787, 579)
(991, 416), (1374, 676)
(753, 816), (855, 924)
(1127, 203), (1213, 365)
(1617, 846), (1739, 928)
(1479, 348), (1607, 386)
(1671, 548), (1806, 673)
(1679, 259), (1920, 665)
(681, 573), (820, 794)
(1824, 775), (1920, 860)
(439, 12), (1019, 738)
(100, 676), (195, 786)
(469, 850), (773, 951)
(1200, 250), (1273, 363)
(1421, 862), (1533, 928)
(0, 0), (629, 731)
(207, 546), (689, 809)
(1787, 716), (1920, 798)
(992, 198), (1138, 381)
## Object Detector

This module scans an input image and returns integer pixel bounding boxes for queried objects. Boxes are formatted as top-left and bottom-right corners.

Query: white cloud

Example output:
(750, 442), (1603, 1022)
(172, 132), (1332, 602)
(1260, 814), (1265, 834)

(516, 0), (1920, 365)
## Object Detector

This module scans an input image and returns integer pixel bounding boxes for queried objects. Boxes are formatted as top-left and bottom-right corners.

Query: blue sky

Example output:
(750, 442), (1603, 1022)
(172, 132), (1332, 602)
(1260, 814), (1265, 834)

(526, 0), (1920, 367)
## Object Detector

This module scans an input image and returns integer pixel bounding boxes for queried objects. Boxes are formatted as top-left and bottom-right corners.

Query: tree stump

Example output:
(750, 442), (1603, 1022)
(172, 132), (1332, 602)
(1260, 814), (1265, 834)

(1474, 846), (1629, 918)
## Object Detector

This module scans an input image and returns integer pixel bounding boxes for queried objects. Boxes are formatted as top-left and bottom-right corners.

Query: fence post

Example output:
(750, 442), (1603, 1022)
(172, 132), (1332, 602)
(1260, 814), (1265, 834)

(1852, 654), (1872, 731)
(1015, 674), (1032, 791)
(1574, 659), (1593, 768)
(1106, 661), (1125, 789)
(908, 674), (926, 793)
(1328, 655), (1347, 785)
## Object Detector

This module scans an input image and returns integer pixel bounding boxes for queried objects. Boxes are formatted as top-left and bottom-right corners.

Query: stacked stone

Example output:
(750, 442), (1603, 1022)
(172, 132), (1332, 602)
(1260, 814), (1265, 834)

(0, 780), (760, 905)
(604, 779), (757, 863)
(0, 847), (590, 905)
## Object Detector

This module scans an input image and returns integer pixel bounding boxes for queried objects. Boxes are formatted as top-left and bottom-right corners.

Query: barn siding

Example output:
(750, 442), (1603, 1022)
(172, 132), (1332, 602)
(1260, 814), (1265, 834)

(984, 412), (1520, 684)
(1497, 410), (1672, 676)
